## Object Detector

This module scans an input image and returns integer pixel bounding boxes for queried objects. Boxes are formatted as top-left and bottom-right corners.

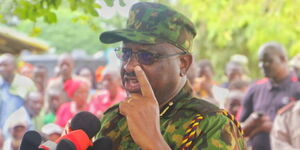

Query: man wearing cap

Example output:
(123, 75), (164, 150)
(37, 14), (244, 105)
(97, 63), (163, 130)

(96, 2), (245, 149)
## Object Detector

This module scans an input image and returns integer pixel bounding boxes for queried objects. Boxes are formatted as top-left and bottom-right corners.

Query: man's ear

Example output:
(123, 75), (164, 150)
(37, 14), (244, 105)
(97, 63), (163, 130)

(179, 54), (193, 76)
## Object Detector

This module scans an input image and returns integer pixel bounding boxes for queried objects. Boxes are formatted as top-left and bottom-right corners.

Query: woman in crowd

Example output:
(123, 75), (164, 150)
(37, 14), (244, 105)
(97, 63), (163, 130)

(55, 79), (90, 127)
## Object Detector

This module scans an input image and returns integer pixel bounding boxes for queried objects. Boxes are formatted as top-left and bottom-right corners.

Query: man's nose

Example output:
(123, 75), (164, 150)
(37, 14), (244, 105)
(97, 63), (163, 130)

(123, 54), (139, 73)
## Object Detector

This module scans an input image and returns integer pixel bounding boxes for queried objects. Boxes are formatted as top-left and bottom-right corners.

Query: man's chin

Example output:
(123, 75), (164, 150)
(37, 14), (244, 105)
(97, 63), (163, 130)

(263, 73), (271, 78)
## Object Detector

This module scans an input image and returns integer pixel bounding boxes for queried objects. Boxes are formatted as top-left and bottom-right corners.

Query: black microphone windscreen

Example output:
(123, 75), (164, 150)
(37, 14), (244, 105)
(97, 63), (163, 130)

(20, 130), (42, 150)
(93, 137), (113, 150)
(56, 139), (76, 150)
(70, 111), (101, 138)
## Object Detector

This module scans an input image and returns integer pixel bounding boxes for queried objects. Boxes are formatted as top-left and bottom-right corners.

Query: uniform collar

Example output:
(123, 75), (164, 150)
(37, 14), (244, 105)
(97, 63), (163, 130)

(267, 73), (297, 91)
(160, 81), (193, 118)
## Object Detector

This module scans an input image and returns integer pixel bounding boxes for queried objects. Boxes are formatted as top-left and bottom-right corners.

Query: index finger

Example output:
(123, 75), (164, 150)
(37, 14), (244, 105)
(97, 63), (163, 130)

(134, 66), (155, 98)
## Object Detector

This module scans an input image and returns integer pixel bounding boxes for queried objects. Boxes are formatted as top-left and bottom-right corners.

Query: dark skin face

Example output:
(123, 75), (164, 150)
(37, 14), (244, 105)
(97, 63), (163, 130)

(11, 125), (26, 140)
(258, 49), (288, 82)
(10, 125), (26, 150)
(102, 73), (121, 98)
(72, 82), (89, 107)
(0, 54), (16, 82)
(79, 68), (93, 83)
(33, 67), (47, 93)
(228, 99), (241, 116)
(57, 55), (74, 81)
(198, 65), (213, 80)
(121, 42), (192, 106)
(25, 92), (44, 117)
(226, 63), (243, 82)
(48, 91), (63, 112)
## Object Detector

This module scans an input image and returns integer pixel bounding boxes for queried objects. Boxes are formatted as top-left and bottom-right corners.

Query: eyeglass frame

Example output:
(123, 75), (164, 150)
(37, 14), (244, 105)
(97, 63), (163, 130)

(114, 47), (188, 65)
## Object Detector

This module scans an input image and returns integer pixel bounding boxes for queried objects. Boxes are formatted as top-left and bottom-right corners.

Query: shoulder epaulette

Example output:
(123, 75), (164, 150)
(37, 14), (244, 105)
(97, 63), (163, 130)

(255, 78), (269, 85)
(181, 98), (220, 115)
(179, 110), (243, 150)
(277, 101), (297, 115)
(290, 76), (298, 82)
(221, 110), (243, 135)
(180, 114), (204, 150)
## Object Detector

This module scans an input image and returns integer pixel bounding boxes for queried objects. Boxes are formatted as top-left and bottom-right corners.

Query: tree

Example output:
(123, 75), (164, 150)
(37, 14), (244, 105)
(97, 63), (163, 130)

(15, 8), (125, 54)
(0, 0), (125, 24)
(166, 0), (300, 80)
(2, 0), (300, 80)
(0, 0), (127, 54)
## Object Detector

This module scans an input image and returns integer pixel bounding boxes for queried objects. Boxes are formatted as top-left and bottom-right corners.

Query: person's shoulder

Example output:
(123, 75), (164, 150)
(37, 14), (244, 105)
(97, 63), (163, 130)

(244, 78), (268, 93)
(173, 98), (241, 127)
(11, 74), (35, 89)
(277, 100), (300, 116)
(99, 104), (123, 134)
(174, 103), (244, 149)
(277, 100), (300, 115)
(254, 77), (269, 85)
(178, 98), (243, 126)
(57, 102), (71, 112)
(290, 77), (300, 87)
(179, 97), (220, 115)
(102, 104), (120, 116)
(247, 78), (269, 90)
(14, 74), (34, 84)
(91, 90), (109, 100)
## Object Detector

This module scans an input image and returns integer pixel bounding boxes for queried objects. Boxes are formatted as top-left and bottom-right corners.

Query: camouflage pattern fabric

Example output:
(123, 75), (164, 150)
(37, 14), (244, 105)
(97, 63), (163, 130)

(96, 83), (246, 150)
(99, 2), (196, 52)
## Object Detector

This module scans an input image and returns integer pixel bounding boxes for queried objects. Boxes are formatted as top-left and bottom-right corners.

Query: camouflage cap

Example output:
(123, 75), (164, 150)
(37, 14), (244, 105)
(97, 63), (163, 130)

(99, 2), (197, 52)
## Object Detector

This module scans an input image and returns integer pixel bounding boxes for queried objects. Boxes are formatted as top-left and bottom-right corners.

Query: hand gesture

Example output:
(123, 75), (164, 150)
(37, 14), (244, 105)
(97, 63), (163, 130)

(119, 66), (170, 150)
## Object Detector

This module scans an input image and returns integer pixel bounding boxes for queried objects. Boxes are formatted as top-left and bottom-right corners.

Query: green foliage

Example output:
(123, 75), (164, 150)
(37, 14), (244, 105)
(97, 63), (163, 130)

(2, 0), (300, 81)
(15, 8), (125, 54)
(0, 0), (126, 54)
(0, 0), (113, 24)
(170, 0), (300, 80)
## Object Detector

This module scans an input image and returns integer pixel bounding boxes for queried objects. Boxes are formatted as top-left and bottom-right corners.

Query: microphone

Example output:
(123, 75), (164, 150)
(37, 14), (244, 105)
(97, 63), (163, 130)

(20, 130), (42, 150)
(56, 139), (76, 150)
(56, 129), (93, 150)
(88, 136), (113, 150)
(52, 111), (101, 150)
(70, 111), (101, 138)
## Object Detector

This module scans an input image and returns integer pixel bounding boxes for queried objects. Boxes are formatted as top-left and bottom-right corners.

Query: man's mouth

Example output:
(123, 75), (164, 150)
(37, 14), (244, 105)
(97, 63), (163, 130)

(124, 77), (141, 93)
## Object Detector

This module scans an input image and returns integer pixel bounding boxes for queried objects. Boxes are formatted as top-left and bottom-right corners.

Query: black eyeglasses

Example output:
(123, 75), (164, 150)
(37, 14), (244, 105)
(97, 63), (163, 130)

(114, 47), (187, 65)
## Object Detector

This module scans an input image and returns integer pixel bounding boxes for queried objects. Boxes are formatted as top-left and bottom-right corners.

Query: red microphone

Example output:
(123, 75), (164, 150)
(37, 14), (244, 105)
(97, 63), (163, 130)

(56, 129), (93, 150)
(54, 111), (101, 150)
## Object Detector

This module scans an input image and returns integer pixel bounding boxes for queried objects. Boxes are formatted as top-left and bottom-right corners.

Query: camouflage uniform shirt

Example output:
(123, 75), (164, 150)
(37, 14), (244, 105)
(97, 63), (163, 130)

(96, 82), (246, 150)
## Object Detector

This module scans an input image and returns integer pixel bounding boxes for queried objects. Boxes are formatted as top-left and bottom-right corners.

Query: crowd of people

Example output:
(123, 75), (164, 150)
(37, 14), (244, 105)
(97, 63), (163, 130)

(0, 53), (125, 150)
(0, 43), (299, 150)
(1, 2), (300, 150)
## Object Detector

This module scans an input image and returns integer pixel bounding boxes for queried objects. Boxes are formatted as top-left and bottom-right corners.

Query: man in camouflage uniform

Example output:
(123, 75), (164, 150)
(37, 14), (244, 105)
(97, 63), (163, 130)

(96, 2), (246, 149)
